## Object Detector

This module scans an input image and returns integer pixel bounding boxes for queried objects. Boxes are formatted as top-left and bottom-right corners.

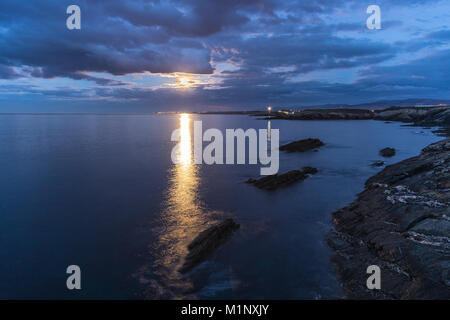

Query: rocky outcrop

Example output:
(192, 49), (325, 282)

(279, 138), (325, 152)
(380, 147), (396, 157)
(246, 167), (318, 191)
(179, 219), (240, 273)
(375, 106), (450, 126)
(266, 106), (450, 130)
(327, 139), (450, 299)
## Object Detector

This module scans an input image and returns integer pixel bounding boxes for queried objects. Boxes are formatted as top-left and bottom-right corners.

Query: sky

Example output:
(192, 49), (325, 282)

(0, 0), (449, 112)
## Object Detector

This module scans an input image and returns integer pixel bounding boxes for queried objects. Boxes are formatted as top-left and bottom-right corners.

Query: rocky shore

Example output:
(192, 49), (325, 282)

(192, 105), (450, 299)
(327, 139), (450, 299)
(266, 106), (450, 128)
(374, 106), (450, 126)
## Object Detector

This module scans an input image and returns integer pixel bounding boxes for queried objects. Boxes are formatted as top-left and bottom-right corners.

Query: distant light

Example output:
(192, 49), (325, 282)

(267, 106), (272, 112)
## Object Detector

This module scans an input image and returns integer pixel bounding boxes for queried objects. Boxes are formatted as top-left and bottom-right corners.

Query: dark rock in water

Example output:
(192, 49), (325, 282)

(179, 219), (240, 273)
(279, 138), (324, 152)
(371, 160), (385, 167)
(301, 166), (319, 175)
(327, 139), (450, 299)
(246, 167), (318, 190)
(379, 147), (396, 157)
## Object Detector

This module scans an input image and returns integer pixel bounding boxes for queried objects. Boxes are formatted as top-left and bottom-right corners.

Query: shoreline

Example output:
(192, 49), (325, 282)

(318, 108), (450, 299)
(243, 106), (450, 299)
(326, 136), (450, 299)
(327, 138), (450, 299)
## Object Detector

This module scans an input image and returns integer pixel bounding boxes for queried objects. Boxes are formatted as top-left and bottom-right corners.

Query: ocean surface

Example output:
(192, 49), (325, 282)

(0, 114), (443, 299)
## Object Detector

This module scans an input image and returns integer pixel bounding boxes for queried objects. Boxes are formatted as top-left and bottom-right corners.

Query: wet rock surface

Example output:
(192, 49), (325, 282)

(327, 139), (450, 299)
(371, 160), (385, 167)
(279, 138), (325, 152)
(179, 219), (240, 274)
(380, 147), (396, 157)
(246, 167), (318, 191)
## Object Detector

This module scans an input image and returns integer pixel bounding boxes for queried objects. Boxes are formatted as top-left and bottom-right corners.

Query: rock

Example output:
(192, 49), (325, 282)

(301, 166), (319, 175)
(179, 219), (240, 273)
(380, 147), (396, 157)
(371, 160), (385, 167)
(246, 167), (318, 190)
(279, 138), (324, 152)
(327, 139), (450, 299)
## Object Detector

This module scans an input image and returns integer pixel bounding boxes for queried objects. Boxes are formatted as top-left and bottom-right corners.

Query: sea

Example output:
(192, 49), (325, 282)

(0, 113), (442, 299)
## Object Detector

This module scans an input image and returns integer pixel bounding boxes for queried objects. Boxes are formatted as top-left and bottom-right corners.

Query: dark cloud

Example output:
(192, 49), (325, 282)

(0, 64), (21, 79)
(0, 0), (449, 110)
(0, 0), (219, 78)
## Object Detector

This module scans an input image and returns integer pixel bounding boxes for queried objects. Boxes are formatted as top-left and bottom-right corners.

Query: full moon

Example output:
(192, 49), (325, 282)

(178, 76), (190, 87)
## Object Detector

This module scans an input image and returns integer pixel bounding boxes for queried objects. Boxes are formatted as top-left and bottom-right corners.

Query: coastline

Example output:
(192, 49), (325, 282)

(314, 107), (450, 299)
(326, 138), (450, 299)
(184, 107), (450, 298)
(252, 105), (450, 299)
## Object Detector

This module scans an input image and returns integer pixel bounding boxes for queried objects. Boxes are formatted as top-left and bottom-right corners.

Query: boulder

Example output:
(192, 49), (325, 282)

(179, 219), (240, 273)
(279, 138), (324, 152)
(380, 147), (396, 157)
(246, 167), (318, 190)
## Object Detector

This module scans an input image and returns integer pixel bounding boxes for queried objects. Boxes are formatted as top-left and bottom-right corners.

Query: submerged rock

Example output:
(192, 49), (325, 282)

(327, 139), (450, 299)
(371, 160), (385, 167)
(279, 138), (324, 152)
(179, 219), (240, 273)
(380, 147), (396, 157)
(246, 167), (318, 190)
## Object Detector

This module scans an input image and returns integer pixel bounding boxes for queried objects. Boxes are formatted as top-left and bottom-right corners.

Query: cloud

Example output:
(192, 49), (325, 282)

(0, 64), (21, 79)
(0, 0), (218, 79)
(0, 0), (449, 110)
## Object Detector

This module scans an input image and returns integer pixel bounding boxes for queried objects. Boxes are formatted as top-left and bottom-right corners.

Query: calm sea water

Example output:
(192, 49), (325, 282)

(0, 114), (442, 299)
